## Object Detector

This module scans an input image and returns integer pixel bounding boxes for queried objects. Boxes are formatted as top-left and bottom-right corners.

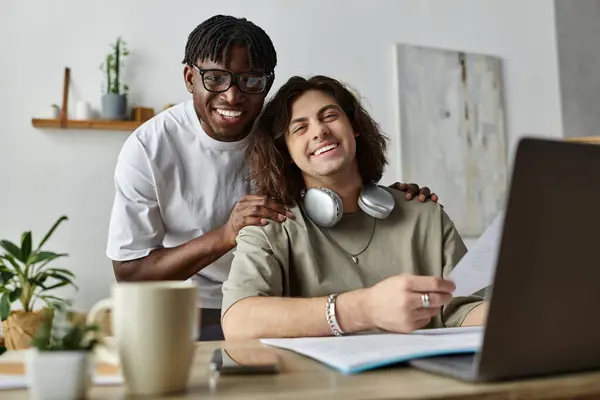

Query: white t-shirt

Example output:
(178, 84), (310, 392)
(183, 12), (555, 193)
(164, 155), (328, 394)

(106, 100), (250, 309)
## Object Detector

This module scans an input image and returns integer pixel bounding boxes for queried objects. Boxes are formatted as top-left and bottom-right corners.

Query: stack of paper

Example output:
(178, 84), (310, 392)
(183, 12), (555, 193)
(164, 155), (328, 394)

(261, 327), (483, 374)
(0, 349), (123, 391)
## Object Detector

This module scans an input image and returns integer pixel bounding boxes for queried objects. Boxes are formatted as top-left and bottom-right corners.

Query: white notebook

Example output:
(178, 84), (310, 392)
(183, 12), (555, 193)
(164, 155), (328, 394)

(261, 327), (483, 374)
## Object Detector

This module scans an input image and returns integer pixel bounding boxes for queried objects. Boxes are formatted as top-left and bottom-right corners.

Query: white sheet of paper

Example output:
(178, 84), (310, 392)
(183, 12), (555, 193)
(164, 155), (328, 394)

(0, 374), (26, 390)
(0, 373), (123, 391)
(449, 212), (504, 297)
(261, 331), (482, 374)
(411, 326), (484, 336)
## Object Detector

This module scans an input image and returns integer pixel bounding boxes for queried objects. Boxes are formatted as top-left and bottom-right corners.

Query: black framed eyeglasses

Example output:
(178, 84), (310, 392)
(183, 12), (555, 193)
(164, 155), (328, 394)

(193, 66), (272, 94)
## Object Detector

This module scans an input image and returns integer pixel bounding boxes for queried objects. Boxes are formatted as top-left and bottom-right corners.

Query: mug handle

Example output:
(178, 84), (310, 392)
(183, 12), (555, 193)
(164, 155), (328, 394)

(86, 298), (112, 331)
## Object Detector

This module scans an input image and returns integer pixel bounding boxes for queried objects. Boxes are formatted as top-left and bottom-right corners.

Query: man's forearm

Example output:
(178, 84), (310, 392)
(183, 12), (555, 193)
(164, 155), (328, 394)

(113, 226), (232, 281)
(222, 289), (372, 340)
(460, 302), (489, 327)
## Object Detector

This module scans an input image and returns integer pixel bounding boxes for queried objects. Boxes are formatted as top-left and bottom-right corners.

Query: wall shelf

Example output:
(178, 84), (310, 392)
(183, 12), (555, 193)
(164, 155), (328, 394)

(31, 67), (153, 133)
(31, 118), (142, 131)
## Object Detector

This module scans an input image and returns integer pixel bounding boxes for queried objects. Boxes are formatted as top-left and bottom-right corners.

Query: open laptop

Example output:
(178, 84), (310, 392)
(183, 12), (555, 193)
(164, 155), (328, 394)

(409, 137), (600, 382)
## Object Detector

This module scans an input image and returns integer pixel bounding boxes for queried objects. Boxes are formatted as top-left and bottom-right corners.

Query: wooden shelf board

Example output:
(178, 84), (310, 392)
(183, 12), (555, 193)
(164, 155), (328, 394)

(31, 118), (142, 131)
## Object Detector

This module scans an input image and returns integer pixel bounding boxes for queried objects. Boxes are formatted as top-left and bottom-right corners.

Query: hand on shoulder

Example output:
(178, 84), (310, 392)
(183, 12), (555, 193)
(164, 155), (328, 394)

(389, 182), (440, 203)
(221, 195), (295, 247)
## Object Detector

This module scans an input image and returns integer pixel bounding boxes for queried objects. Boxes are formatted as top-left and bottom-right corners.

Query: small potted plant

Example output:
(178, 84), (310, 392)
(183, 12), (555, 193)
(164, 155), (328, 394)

(99, 36), (129, 120)
(27, 304), (100, 400)
(0, 215), (77, 349)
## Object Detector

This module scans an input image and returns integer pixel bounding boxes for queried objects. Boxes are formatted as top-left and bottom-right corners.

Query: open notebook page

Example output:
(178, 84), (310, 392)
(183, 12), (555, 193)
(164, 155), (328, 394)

(261, 330), (482, 374)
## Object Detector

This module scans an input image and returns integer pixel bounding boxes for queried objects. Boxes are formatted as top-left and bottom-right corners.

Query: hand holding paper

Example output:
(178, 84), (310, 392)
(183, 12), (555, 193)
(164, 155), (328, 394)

(362, 274), (455, 333)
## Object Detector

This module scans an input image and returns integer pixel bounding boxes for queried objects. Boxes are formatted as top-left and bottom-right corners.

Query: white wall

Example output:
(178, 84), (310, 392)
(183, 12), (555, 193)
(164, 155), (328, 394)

(555, 0), (600, 138)
(0, 0), (562, 309)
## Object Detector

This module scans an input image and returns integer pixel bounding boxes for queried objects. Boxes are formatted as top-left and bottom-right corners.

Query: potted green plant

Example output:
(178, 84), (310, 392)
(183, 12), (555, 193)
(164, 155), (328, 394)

(27, 304), (100, 400)
(99, 36), (129, 120)
(0, 216), (77, 349)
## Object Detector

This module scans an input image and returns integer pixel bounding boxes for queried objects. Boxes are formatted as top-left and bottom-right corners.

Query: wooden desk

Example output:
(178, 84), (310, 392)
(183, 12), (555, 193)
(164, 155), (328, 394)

(565, 136), (600, 144)
(5, 340), (600, 399)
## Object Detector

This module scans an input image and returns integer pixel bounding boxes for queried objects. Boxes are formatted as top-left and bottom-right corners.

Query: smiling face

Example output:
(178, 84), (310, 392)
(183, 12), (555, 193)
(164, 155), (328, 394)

(183, 45), (269, 142)
(285, 89), (359, 187)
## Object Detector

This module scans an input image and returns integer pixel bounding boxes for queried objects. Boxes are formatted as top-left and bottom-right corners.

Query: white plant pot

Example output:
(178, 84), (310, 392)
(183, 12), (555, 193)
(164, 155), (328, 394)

(74, 101), (92, 120)
(26, 349), (92, 400)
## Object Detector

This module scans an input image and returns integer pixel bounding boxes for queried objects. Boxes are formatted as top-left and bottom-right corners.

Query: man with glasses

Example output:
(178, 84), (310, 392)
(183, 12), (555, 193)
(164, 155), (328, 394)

(106, 15), (434, 340)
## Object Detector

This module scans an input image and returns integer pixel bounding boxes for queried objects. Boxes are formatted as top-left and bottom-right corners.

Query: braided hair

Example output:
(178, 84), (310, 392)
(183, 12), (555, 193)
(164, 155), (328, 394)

(182, 15), (277, 73)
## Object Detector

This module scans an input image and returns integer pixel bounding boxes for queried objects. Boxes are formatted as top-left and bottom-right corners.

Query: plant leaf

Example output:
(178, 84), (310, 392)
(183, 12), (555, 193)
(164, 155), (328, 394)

(31, 251), (68, 265)
(31, 317), (51, 350)
(0, 270), (15, 284)
(0, 262), (12, 277)
(47, 273), (76, 285)
(0, 240), (23, 262)
(44, 268), (75, 278)
(20, 232), (32, 263)
(63, 325), (85, 349)
(0, 294), (11, 320)
(0, 255), (25, 277)
(43, 281), (75, 291)
(50, 277), (77, 291)
(9, 288), (21, 302)
(30, 273), (49, 289)
(37, 215), (68, 251)
(39, 294), (66, 303)
(31, 254), (69, 277)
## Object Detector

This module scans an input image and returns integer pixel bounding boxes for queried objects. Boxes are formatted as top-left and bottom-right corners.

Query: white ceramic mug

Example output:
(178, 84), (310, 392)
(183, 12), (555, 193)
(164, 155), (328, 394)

(87, 281), (199, 396)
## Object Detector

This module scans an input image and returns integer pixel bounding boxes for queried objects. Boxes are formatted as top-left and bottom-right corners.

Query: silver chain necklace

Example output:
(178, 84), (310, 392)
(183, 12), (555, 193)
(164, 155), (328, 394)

(322, 218), (377, 264)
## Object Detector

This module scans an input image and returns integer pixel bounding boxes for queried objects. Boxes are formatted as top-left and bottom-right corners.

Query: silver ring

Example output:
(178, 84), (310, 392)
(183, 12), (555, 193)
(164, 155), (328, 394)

(421, 293), (431, 309)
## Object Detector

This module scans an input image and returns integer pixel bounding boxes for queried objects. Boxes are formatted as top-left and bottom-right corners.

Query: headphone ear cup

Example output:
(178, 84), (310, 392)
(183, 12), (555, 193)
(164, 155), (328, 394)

(358, 185), (396, 219)
(302, 188), (343, 228)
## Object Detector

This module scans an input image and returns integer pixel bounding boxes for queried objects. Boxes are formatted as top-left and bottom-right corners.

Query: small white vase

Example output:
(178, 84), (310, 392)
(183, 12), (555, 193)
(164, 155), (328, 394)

(26, 349), (92, 400)
(74, 101), (92, 120)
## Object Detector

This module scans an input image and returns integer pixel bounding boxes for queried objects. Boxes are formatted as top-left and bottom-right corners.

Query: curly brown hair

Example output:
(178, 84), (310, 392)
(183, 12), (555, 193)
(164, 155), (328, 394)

(246, 75), (389, 206)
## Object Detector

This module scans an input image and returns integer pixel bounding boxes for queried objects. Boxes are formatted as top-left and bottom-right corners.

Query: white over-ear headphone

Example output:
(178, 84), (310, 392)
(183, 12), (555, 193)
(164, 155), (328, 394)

(302, 185), (395, 228)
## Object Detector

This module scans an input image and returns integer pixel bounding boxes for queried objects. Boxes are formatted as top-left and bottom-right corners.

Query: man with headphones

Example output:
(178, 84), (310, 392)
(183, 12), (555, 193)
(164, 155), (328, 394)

(220, 75), (487, 339)
(107, 15), (436, 341)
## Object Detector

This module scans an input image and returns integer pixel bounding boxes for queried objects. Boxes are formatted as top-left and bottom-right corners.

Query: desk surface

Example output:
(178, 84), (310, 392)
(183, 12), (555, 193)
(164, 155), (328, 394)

(5, 339), (600, 399)
(565, 136), (600, 144)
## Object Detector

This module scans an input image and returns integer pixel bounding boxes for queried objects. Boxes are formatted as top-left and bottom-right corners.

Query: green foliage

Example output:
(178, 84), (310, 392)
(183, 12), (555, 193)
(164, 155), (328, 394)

(100, 36), (129, 95)
(31, 304), (99, 352)
(0, 216), (76, 320)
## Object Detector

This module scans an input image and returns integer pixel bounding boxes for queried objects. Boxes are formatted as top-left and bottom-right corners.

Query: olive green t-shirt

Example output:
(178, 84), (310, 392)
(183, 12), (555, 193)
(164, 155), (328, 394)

(222, 187), (483, 329)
